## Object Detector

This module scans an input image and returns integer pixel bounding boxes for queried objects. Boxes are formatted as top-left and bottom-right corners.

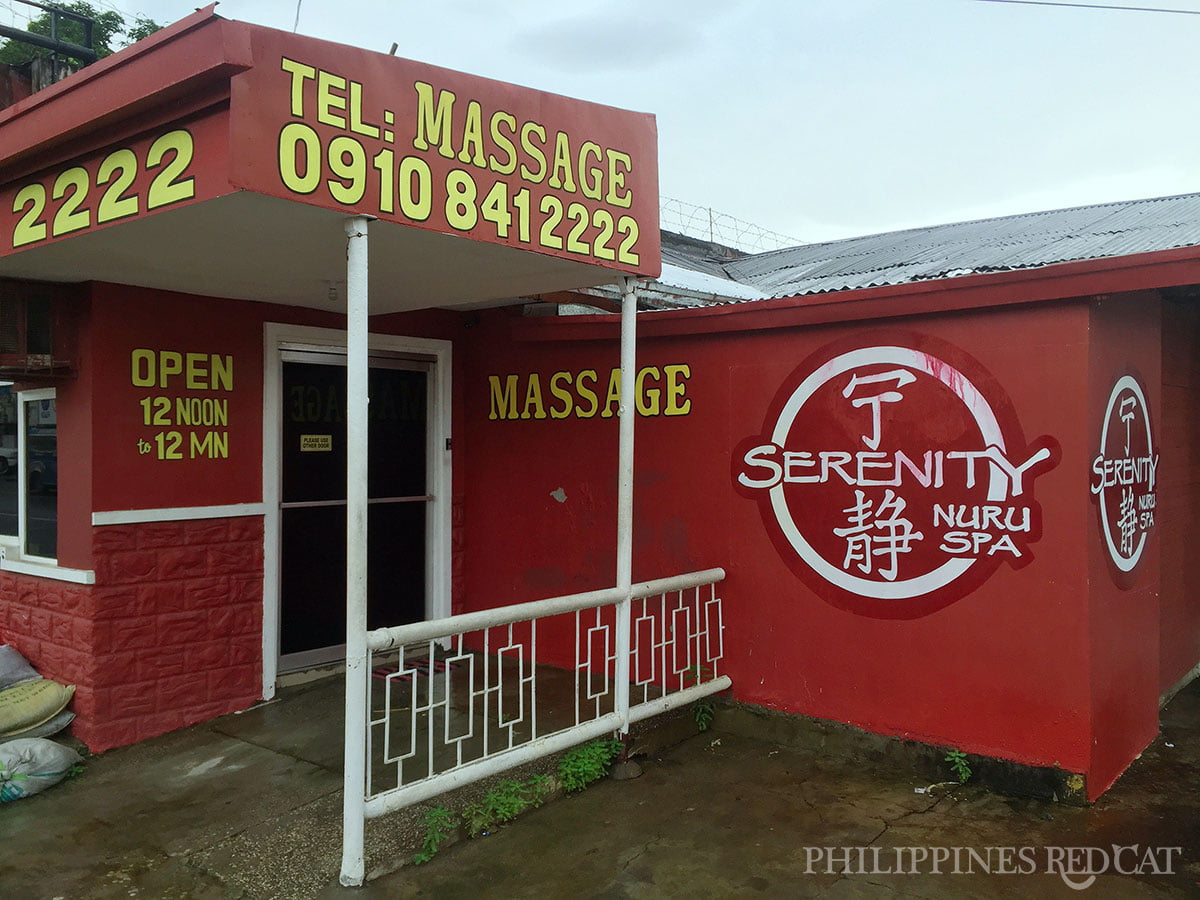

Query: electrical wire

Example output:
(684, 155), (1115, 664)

(972, 0), (1200, 15)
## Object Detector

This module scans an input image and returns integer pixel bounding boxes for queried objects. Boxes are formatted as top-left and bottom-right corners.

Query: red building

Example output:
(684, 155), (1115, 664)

(0, 7), (1196, 803)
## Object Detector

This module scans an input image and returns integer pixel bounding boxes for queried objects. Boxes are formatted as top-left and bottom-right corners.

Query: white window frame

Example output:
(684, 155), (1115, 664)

(17, 387), (56, 564)
(0, 386), (94, 584)
(0, 381), (17, 552)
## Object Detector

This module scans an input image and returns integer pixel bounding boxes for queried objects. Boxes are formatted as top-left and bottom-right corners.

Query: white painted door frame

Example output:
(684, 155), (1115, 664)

(260, 320), (452, 699)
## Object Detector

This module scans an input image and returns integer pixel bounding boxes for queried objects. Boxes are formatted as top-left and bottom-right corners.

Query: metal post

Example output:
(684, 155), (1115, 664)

(340, 215), (371, 887)
(615, 277), (638, 734)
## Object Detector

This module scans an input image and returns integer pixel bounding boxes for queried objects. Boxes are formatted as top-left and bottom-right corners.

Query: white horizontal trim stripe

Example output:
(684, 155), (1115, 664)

(92, 502), (266, 526)
(0, 558), (95, 584)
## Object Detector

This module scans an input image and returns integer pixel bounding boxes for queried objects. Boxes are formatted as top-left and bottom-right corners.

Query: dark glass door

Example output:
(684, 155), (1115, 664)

(279, 354), (429, 668)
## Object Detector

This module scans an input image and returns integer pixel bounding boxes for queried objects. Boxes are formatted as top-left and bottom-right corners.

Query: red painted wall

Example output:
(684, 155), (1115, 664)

(0, 282), (469, 751)
(1085, 292), (1162, 797)
(89, 284), (273, 514)
(1158, 296), (1200, 693)
(460, 299), (1102, 780)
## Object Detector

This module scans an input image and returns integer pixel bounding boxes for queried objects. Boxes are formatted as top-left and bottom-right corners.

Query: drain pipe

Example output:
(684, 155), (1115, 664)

(614, 277), (637, 738)
(340, 215), (371, 888)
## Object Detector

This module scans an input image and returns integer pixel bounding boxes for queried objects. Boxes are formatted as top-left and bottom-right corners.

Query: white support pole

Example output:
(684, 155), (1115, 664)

(340, 215), (371, 888)
(615, 277), (638, 734)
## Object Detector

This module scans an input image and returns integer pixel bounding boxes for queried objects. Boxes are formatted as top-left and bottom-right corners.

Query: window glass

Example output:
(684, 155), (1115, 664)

(24, 397), (56, 558)
(0, 384), (15, 538)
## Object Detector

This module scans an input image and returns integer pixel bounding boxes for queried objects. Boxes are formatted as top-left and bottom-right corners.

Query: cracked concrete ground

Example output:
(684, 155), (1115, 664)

(3, 674), (1198, 899)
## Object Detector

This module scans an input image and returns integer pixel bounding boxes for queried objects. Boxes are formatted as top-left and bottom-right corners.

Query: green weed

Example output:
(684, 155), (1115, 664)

(462, 776), (553, 836)
(557, 739), (623, 793)
(412, 806), (456, 865)
(945, 749), (972, 784)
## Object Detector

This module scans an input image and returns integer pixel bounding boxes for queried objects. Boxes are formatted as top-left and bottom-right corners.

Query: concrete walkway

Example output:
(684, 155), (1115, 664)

(3, 675), (1198, 899)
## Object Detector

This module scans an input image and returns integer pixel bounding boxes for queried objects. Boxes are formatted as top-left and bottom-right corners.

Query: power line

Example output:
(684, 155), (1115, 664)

(972, 0), (1200, 15)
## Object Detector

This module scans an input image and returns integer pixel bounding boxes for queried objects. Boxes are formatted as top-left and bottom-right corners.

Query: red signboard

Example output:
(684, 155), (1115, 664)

(0, 110), (231, 256)
(228, 30), (661, 275)
(734, 333), (1060, 618)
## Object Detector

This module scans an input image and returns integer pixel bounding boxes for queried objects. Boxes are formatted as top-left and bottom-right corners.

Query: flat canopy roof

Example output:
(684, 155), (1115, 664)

(0, 7), (661, 312)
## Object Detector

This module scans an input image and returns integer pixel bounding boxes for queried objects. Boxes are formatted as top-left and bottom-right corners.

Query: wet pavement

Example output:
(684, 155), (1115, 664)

(3, 673), (1198, 900)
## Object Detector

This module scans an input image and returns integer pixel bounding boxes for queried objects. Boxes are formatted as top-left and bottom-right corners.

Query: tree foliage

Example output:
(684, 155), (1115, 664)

(0, 2), (162, 67)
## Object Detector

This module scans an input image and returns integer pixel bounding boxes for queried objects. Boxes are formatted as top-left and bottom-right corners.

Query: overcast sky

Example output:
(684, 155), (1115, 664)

(47, 0), (1200, 245)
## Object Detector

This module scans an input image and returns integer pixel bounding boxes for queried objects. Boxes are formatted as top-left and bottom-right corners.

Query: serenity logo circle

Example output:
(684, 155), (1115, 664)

(734, 339), (1059, 618)
(1090, 374), (1157, 580)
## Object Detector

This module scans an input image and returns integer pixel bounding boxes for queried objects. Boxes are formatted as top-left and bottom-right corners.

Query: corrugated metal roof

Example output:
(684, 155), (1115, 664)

(659, 230), (748, 281)
(656, 262), (770, 301)
(720, 193), (1200, 299)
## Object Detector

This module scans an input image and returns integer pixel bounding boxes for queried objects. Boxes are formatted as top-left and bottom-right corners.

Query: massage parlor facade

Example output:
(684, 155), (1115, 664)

(0, 8), (1197, 801)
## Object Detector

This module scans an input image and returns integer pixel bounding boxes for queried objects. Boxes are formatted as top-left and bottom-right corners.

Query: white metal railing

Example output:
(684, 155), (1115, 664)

(341, 567), (728, 873)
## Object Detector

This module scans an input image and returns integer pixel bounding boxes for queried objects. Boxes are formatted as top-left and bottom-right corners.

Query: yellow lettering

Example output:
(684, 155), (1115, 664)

(458, 100), (486, 167)
(488, 111), (517, 175)
(519, 122), (547, 183)
(348, 81), (380, 138)
(189, 431), (229, 459)
(316, 70), (347, 128)
(488, 364), (692, 421)
(548, 371), (574, 419)
(635, 367), (661, 416)
(413, 82), (457, 158)
(664, 364), (691, 415)
(280, 58), (315, 117)
(548, 131), (577, 192)
(606, 150), (632, 208)
(159, 351), (183, 388)
(131, 348), (155, 387)
(185, 352), (208, 390)
(521, 373), (546, 419)
(578, 141), (603, 200)
(488, 374), (519, 420)
(601, 368), (621, 418)
(575, 369), (598, 418)
(211, 355), (234, 392)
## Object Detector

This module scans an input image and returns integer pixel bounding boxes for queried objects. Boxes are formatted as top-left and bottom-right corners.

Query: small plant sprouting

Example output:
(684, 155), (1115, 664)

(557, 739), (623, 793)
(462, 776), (553, 836)
(945, 749), (972, 784)
(693, 698), (715, 731)
(686, 663), (717, 732)
(412, 806), (456, 865)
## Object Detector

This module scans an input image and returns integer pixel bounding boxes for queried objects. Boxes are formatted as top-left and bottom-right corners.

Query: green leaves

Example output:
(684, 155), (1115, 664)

(558, 739), (622, 793)
(945, 749), (972, 783)
(0, 3), (162, 68)
(412, 806), (456, 865)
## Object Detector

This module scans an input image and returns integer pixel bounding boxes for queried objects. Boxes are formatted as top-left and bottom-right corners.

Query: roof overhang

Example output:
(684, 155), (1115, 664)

(0, 8), (661, 313)
(0, 191), (633, 312)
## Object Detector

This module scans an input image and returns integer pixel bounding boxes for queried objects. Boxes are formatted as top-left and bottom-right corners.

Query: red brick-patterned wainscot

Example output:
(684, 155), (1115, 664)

(0, 573), (93, 692)
(81, 516), (264, 751)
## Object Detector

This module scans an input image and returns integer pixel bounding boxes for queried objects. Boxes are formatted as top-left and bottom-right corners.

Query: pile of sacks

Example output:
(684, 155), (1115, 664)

(0, 644), (82, 801)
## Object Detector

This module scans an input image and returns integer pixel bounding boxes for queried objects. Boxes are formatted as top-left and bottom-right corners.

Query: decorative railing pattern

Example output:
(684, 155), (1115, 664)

(358, 568), (728, 819)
